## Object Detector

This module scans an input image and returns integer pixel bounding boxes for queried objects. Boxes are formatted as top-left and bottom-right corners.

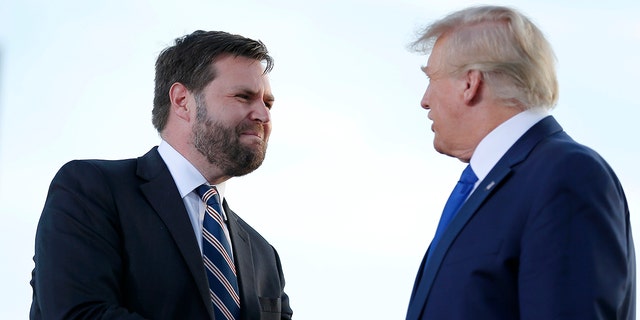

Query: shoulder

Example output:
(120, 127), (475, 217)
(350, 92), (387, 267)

(518, 133), (625, 203)
(46, 151), (160, 206)
(53, 147), (162, 185)
(534, 134), (616, 179)
(60, 157), (137, 173)
(53, 157), (138, 186)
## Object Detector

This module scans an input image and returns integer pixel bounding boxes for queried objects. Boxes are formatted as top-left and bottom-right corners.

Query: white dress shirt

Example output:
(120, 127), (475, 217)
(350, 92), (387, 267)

(469, 109), (549, 192)
(157, 140), (232, 254)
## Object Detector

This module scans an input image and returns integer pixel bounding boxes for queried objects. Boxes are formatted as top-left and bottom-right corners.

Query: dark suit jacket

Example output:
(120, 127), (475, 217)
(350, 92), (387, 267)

(30, 147), (292, 320)
(406, 116), (635, 319)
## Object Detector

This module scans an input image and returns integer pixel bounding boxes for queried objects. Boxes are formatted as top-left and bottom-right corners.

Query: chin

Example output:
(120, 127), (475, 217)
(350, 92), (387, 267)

(433, 141), (448, 156)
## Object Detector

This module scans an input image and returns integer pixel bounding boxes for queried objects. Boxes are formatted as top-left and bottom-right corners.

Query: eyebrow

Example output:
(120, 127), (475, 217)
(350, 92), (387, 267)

(234, 86), (275, 102)
(265, 94), (275, 104)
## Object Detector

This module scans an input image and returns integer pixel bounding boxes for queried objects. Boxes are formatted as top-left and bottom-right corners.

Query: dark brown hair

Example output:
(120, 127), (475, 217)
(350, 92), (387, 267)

(152, 30), (273, 131)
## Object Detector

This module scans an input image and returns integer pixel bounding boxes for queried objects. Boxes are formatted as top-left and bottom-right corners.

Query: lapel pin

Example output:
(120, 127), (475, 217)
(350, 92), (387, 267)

(485, 181), (495, 191)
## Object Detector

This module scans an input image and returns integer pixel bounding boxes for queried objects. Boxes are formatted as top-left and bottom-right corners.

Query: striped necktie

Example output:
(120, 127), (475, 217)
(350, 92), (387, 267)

(196, 185), (240, 320)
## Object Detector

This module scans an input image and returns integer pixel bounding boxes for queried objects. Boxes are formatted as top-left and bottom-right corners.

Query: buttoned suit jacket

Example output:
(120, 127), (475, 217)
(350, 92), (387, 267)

(30, 147), (292, 320)
(406, 116), (635, 319)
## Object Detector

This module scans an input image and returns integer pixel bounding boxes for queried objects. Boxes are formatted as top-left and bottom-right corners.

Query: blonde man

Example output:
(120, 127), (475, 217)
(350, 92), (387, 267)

(406, 6), (635, 320)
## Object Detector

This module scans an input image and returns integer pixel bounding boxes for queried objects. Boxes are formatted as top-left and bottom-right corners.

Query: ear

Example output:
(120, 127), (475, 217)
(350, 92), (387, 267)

(169, 82), (192, 122)
(463, 70), (483, 105)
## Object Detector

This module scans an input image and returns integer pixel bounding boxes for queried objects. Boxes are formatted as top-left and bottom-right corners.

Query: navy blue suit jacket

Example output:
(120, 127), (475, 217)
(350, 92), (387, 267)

(406, 116), (635, 319)
(30, 147), (292, 320)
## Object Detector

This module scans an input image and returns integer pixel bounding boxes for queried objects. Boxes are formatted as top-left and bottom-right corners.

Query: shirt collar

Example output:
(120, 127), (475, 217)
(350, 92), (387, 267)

(157, 140), (227, 200)
(470, 109), (549, 183)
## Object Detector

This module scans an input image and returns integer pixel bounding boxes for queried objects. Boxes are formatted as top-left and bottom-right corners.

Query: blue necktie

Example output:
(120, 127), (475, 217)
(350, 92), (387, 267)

(426, 164), (478, 263)
(196, 185), (240, 320)
(406, 165), (479, 320)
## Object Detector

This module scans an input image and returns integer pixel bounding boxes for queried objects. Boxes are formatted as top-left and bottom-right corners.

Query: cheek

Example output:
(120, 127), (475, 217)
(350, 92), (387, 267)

(264, 123), (273, 137)
(429, 84), (447, 107)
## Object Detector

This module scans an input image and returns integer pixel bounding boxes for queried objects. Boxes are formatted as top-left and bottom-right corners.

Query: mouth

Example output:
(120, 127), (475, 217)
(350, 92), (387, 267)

(237, 121), (264, 138)
(240, 130), (263, 139)
(238, 126), (266, 145)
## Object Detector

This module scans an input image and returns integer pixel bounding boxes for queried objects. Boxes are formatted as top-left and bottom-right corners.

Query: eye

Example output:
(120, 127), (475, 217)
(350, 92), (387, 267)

(235, 94), (250, 101)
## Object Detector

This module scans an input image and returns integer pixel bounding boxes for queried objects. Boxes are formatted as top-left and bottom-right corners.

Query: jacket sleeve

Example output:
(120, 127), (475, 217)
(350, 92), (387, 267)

(518, 152), (635, 319)
(30, 160), (147, 320)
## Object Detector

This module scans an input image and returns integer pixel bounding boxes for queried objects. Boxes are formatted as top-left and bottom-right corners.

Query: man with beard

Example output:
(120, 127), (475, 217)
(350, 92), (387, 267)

(30, 30), (293, 320)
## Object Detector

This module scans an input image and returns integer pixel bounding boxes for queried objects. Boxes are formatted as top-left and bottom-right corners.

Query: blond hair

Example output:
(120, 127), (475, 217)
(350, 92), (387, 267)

(411, 6), (558, 110)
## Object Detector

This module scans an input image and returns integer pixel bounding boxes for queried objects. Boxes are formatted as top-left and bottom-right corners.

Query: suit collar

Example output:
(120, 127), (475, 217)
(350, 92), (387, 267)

(471, 111), (549, 183)
(157, 140), (208, 199)
(427, 117), (564, 274)
(137, 147), (216, 319)
(407, 116), (564, 320)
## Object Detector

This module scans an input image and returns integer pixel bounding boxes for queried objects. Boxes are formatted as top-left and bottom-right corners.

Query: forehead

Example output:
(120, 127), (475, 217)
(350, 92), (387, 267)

(212, 55), (270, 86)
(205, 55), (273, 102)
(423, 38), (448, 76)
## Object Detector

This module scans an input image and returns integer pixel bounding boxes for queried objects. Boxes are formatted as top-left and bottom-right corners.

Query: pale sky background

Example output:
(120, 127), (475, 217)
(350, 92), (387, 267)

(1, 0), (638, 319)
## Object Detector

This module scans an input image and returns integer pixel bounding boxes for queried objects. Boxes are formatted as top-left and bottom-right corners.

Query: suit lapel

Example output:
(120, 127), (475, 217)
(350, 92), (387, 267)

(407, 116), (564, 319)
(224, 202), (259, 320)
(136, 147), (215, 319)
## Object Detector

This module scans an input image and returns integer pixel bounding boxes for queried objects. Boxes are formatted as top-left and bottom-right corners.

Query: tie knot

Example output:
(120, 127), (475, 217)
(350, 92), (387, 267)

(459, 165), (478, 185)
(196, 184), (220, 204)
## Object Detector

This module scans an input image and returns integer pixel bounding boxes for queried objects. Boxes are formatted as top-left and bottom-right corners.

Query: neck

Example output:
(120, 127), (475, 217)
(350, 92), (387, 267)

(162, 134), (231, 185)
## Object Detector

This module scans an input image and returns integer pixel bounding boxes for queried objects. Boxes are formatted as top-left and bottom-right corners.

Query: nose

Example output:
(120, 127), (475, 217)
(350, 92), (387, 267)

(420, 86), (431, 110)
(250, 101), (271, 123)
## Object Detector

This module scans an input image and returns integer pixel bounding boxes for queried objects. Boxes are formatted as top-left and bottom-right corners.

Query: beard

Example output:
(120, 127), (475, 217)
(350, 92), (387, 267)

(192, 95), (268, 177)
